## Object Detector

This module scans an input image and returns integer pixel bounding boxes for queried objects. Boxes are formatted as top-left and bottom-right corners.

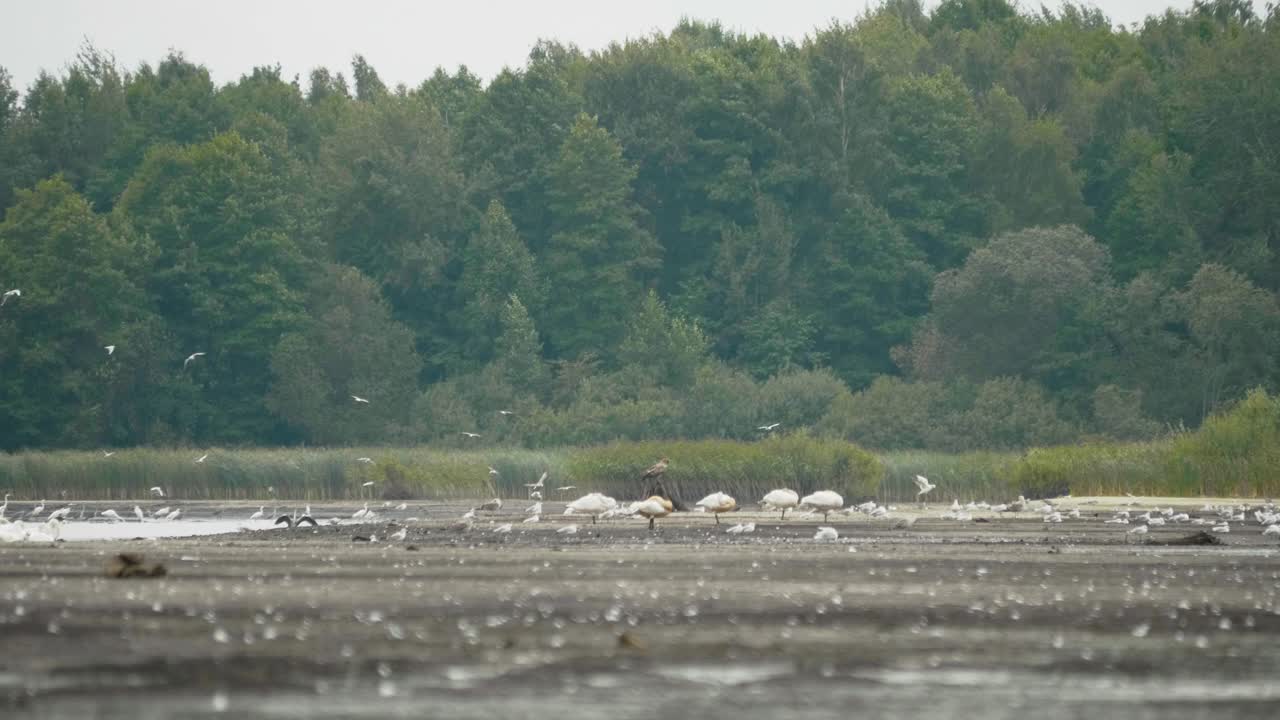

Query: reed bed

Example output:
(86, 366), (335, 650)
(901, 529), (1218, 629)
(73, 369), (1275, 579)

(2, 390), (1276, 501)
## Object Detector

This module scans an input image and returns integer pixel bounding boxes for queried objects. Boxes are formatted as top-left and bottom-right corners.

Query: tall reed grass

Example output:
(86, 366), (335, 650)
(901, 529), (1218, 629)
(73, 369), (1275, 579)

(2, 390), (1276, 501)
(563, 436), (883, 503)
(878, 450), (1022, 503)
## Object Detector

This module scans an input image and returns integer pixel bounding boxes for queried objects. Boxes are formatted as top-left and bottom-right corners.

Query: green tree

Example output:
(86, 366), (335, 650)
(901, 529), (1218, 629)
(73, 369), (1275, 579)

(1176, 264), (1280, 417)
(1104, 149), (1201, 281)
(807, 193), (931, 387)
(618, 290), (709, 388)
(972, 87), (1089, 232)
(0, 178), (145, 448)
(83, 52), (227, 209)
(737, 299), (821, 379)
(267, 264), (421, 444)
(461, 50), (583, 244)
(351, 54), (388, 102)
(414, 66), (483, 129)
(875, 70), (985, 268)
(115, 132), (307, 443)
(542, 113), (661, 358)
(494, 294), (549, 394)
(1, 47), (131, 210)
(959, 377), (1075, 450)
(901, 225), (1114, 401)
(458, 201), (542, 363)
(217, 65), (319, 159)
(317, 93), (468, 375)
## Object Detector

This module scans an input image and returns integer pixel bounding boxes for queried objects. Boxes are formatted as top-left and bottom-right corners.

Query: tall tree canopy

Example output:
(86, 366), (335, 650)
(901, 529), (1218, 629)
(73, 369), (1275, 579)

(1, 3), (1278, 450)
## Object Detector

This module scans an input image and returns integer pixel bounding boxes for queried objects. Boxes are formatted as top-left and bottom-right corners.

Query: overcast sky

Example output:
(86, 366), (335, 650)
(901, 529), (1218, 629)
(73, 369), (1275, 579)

(1, 0), (1260, 92)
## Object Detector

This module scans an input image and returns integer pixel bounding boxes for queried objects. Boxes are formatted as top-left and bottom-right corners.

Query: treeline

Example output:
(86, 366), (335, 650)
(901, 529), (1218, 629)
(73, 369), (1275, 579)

(1, 0), (1278, 451)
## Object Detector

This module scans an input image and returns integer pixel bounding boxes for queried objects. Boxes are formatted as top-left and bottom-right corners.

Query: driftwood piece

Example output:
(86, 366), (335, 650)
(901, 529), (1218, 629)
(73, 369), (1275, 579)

(1148, 531), (1222, 546)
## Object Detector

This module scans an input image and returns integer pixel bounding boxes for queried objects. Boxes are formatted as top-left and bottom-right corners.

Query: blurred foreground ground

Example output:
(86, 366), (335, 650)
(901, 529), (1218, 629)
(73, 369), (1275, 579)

(2, 497), (1278, 719)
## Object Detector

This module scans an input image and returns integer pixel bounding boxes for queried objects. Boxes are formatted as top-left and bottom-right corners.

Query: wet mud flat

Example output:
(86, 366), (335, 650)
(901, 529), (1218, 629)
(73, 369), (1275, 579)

(3, 504), (1280, 719)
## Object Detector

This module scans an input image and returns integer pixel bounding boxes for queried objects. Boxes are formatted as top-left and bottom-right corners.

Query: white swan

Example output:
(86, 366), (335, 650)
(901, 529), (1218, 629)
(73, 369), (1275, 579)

(814, 526), (838, 541)
(695, 492), (737, 524)
(564, 493), (618, 524)
(761, 489), (800, 520)
(799, 491), (844, 521)
(635, 496), (674, 530)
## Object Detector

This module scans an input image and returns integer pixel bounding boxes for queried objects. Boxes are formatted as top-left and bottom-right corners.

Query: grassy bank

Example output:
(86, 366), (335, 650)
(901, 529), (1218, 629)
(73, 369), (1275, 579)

(2, 390), (1277, 502)
(0, 437), (882, 503)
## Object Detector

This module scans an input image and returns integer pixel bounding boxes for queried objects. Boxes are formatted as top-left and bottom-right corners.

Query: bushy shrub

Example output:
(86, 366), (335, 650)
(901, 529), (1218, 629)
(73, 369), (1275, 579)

(959, 377), (1076, 450)
(756, 367), (853, 433)
(821, 376), (1076, 452)
(1004, 389), (1280, 498)
(679, 363), (762, 439)
(1091, 384), (1162, 440)
(1167, 388), (1280, 496)
(819, 376), (950, 449)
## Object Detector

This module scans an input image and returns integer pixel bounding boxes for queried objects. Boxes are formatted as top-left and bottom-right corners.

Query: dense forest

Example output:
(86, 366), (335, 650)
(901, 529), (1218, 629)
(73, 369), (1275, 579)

(0, 0), (1277, 452)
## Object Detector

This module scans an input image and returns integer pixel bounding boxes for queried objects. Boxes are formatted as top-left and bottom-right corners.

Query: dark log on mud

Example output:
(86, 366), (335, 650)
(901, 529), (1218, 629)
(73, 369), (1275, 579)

(1148, 531), (1222, 546)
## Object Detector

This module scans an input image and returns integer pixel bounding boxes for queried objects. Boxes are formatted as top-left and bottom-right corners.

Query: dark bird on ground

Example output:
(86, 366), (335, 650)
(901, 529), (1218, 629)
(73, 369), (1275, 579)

(274, 512), (319, 529)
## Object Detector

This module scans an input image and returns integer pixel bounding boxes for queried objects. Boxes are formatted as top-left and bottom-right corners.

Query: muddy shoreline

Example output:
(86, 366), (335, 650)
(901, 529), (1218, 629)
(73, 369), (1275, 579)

(3, 498), (1279, 718)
